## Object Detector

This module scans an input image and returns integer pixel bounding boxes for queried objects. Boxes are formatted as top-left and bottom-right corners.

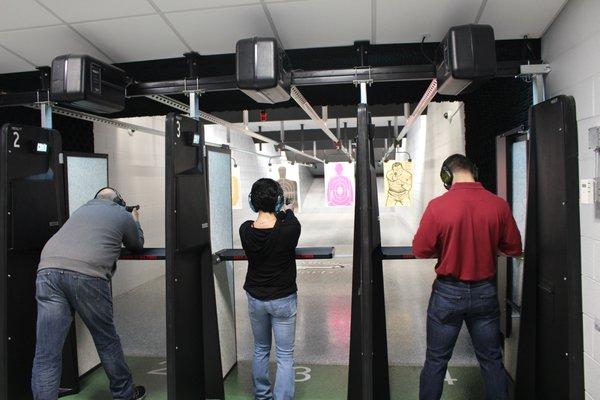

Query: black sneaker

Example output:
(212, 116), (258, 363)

(132, 385), (146, 400)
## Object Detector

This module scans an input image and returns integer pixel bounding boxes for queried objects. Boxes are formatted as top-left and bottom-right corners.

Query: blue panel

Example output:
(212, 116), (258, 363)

(510, 140), (527, 307)
(66, 156), (108, 216)
(207, 149), (237, 375)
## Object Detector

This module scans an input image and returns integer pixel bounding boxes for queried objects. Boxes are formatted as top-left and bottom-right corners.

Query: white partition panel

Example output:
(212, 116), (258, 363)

(207, 148), (237, 375)
(64, 153), (108, 376)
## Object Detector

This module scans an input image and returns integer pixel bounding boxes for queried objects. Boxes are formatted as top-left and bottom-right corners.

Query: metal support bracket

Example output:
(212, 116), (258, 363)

(519, 64), (551, 105)
(353, 66), (374, 86)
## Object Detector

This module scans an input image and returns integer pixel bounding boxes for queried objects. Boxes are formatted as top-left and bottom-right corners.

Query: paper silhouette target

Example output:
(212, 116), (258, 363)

(325, 162), (355, 207)
(276, 165), (299, 212)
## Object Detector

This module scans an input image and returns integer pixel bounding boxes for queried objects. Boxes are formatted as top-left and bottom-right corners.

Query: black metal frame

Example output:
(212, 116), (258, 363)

(348, 104), (389, 400)
(0, 123), (78, 400)
(515, 95), (584, 400)
(0, 60), (527, 107)
(165, 113), (224, 400)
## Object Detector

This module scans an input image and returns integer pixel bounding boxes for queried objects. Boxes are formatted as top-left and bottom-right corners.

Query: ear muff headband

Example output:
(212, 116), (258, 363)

(94, 187), (126, 207)
(440, 156), (479, 190)
(440, 165), (453, 190)
(274, 186), (284, 213)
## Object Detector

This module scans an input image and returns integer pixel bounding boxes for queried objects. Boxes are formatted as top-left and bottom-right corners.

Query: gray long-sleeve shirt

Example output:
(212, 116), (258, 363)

(38, 199), (144, 280)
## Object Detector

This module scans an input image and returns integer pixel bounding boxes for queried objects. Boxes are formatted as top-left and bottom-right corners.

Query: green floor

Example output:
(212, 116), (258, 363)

(66, 357), (484, 400)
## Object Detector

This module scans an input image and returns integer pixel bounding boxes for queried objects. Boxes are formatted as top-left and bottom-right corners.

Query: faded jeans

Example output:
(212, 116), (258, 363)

(420, 278), (508, 400)
(247, 292), (297, 400)
(31, 269), (134, 400)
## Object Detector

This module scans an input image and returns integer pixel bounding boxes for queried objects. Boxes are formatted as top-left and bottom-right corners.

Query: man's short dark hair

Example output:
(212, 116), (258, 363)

(443, 154), (477, 177)
(250, 178), (282, 213)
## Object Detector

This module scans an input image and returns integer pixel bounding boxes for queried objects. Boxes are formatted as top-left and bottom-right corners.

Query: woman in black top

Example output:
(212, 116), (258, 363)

(240, 178), (301, 400)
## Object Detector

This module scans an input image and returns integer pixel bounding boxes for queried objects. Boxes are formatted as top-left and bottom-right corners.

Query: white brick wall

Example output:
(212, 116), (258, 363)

(543, 1), (600, 397)
(378, 101), (466, 246)
(94, 116), (166, 298)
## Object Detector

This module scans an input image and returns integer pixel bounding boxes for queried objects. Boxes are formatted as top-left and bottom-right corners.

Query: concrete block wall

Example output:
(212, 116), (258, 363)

(422, 101), (466, 202)
(543, 1), (600, 397)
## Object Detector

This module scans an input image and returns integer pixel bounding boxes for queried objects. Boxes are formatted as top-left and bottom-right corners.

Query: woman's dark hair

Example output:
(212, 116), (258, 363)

(250, 178), (282, 213)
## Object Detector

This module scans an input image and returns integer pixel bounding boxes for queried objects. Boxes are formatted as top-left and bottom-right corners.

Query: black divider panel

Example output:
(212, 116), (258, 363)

(0, 124), (77, 400)
(535, 96), (583, 399)
(165, 114), (224, 400)
(347, 104), (390, 400)
(516, 96), (584, 399)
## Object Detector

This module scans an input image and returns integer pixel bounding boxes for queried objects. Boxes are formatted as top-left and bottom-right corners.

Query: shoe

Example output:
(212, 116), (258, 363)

(132, 385), (146, 400)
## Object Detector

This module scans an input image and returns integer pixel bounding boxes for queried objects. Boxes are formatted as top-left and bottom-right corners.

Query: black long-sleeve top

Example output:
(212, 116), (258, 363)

(240, 210), (301, 300)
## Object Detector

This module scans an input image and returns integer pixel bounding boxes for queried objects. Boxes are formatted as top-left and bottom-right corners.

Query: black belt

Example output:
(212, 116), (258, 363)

(436, 275), (495, 286)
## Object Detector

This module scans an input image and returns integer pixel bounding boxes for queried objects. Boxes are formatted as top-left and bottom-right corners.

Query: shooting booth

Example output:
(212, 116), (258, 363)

(0, 124), (79, 399)
(496, 96), (584, 399)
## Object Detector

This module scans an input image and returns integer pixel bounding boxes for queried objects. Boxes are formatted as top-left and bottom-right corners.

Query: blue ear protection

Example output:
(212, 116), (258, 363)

(248, 185), (284, 213)
(248, 194), (258, 212)
(274, 193), (284, 213)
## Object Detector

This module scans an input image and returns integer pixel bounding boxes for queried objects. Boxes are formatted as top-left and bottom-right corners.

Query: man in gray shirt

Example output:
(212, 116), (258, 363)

(31, 188), (146, 400)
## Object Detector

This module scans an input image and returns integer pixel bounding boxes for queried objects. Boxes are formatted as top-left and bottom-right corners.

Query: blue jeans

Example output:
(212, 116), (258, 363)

(247, 292), (297, 400)
(420, 279), (508, 400)
(31, 269), (134, 400)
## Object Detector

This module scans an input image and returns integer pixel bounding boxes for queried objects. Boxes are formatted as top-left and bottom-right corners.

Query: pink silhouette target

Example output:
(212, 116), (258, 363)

(326, 163), (355, 206)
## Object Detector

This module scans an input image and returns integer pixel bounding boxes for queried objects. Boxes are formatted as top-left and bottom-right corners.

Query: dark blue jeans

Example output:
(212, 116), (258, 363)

(420, 278), (508, 400)
(31, 269), (134, 400)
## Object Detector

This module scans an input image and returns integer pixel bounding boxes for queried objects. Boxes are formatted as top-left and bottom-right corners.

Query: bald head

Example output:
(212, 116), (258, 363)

(96, 188), (118, 202)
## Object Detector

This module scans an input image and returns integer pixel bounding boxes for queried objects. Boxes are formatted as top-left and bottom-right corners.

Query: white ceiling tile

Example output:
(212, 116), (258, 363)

(153, 0), (259, 13)
(377, 0), (481, 44)
(37, 0), (155, 23)
(479, 0), (568, 39)
(166, 5), (273, 54)
(73, 15), (187, 62)
(376, 0), (481, 43)
(0, 46), (35, 73)
(268, 0), (371, 49)
(0, 0), (61, 30)
(0, 25), (110, 67)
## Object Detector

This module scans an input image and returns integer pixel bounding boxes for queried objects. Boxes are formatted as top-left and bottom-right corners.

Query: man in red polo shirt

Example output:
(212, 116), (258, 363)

(413, 154), (522, 400)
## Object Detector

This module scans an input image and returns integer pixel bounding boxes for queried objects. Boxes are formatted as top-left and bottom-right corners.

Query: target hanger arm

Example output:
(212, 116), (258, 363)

(379, 79), (438, 164)
(290, 86), (354, 161)
(147, 94), (324, 164)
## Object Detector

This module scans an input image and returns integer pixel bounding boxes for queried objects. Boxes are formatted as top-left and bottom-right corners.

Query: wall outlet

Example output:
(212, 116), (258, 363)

(580, 179), (596, 204)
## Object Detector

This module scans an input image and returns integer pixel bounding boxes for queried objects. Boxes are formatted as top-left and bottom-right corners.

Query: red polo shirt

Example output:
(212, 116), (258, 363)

(412, 182), (522, 281)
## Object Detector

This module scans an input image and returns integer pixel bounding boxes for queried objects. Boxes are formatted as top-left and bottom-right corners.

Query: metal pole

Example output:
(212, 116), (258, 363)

(41, 103), (53, 129)
(189, 92), (200, 120)
(532, 74), (546, 105)
(360, 82), (368, 104)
